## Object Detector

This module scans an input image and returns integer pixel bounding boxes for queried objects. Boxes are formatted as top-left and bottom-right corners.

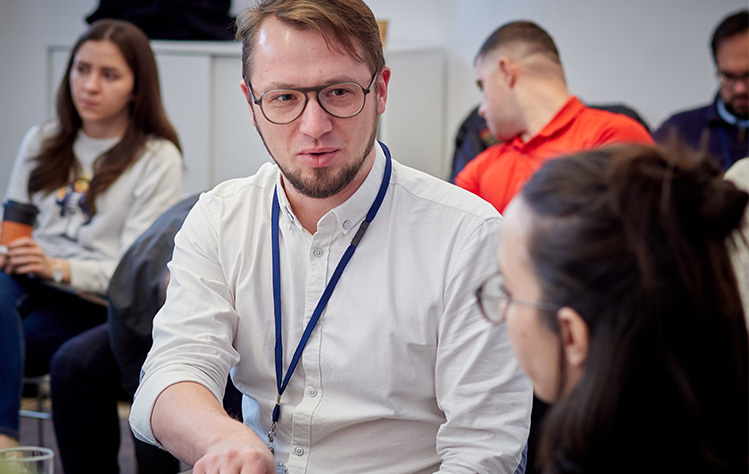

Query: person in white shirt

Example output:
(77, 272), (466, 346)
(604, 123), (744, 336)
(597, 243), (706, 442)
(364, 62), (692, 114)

(129, 1), (531, 473)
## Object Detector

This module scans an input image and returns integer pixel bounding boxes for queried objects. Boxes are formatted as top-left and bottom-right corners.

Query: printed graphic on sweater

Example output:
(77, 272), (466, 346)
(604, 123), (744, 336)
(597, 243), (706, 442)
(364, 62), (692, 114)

(55, 174), (92, 240)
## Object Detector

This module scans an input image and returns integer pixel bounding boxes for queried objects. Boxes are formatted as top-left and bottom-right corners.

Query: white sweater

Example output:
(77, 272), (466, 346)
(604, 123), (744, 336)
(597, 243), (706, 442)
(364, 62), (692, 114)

(4, 122), (183, 294)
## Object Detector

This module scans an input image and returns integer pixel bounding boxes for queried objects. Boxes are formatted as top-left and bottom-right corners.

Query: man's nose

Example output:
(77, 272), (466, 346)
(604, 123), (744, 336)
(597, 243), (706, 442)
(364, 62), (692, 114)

(478, 102), (487, 119)
(297, 93), (333, 138)
(733, 78), (749, 94)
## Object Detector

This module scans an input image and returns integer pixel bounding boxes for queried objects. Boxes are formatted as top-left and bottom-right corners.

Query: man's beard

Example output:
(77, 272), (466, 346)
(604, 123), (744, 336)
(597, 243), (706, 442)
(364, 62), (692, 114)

(255, 114), (379, 199)
(726, 93), (749, 120)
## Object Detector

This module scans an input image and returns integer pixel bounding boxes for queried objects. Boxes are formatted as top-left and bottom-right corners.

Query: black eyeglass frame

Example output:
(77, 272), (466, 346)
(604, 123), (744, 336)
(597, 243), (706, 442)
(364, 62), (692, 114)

(717, 70), (749, 86)
(475, 272), (560, 324)
(247, 71), (379, 125)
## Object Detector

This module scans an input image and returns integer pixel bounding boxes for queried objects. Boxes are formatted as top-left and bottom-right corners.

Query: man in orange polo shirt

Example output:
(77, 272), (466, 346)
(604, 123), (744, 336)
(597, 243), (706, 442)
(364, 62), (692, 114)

(456, 21), (653, 213)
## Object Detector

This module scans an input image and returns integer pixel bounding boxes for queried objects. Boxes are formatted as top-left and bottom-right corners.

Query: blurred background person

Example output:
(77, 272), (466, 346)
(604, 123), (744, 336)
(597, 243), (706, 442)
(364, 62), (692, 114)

(455, 20), (652, 214)
(654, 10), (749, 170)
(0, 18), (182, 450)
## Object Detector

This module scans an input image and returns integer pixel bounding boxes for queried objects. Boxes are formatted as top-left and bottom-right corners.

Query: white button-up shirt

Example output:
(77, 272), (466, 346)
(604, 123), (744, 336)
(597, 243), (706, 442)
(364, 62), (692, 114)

(131, 143), (532, 473)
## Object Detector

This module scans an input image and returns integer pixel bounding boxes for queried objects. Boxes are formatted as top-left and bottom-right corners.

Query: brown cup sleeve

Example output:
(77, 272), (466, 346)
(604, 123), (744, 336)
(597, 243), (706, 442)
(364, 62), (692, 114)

(0, 220), (34, 246)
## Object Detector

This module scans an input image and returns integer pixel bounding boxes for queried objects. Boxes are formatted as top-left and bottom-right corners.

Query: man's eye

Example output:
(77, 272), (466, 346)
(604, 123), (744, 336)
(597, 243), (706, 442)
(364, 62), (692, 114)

(329, 88), (351, 97)
(325, 85), (358, 99)
(269, 92), (297, 103)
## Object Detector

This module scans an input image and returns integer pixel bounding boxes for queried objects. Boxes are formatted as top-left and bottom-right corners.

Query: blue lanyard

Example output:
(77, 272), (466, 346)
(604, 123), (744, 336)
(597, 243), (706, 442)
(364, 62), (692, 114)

(269, 142), (392, 436)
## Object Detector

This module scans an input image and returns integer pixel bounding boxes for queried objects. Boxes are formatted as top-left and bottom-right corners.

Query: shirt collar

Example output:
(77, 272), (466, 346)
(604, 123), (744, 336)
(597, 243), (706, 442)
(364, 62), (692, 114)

(77, 129), (121, 147)
(274, 142), (386, 236)
(716, 94), (749, 128)
(331, 142), (386, 235)
(273, 177), (300, 232)
(508, 96), (584, 150)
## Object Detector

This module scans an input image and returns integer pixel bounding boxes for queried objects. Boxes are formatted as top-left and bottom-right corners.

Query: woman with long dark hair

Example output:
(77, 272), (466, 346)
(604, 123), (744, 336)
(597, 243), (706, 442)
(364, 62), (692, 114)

(477, 143), (748, 473)
(0, 19), (182, 449)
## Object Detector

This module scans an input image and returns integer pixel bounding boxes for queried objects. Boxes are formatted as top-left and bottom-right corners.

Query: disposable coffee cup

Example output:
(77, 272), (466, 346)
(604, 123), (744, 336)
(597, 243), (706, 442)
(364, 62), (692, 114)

(0, 200), (39, 252)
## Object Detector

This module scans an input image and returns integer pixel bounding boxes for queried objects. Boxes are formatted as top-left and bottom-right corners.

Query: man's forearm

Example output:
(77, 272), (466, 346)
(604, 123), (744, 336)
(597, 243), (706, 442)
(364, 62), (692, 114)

(151, 381), (271, 467)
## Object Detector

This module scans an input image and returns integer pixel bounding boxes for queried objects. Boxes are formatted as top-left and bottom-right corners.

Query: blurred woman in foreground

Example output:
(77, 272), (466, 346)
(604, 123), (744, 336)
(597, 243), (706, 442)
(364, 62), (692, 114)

(477, 143), (748, 473)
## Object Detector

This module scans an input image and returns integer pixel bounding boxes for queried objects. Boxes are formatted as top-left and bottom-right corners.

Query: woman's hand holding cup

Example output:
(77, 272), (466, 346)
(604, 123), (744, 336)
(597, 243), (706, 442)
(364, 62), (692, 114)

(4, 237), (50, 277)
(1, 199), (45, 277)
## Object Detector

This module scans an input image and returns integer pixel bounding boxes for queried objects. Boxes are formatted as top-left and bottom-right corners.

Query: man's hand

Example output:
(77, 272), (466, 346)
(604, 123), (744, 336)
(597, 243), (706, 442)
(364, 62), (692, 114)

(192, 441), (276, 474)
(151, 382), (276, 474)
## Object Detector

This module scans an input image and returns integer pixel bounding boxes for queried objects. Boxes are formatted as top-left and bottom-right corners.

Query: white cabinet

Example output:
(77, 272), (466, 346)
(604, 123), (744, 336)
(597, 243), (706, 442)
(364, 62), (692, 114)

(381, 47), (446, 179)
(48, 41), (447, 196)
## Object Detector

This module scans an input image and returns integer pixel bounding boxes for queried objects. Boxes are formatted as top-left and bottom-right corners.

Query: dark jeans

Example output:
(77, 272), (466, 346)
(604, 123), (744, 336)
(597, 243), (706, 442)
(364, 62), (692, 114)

(51, 323), (244, 474)
(0, 273), (106, 440)
(50, 323), (180, 474)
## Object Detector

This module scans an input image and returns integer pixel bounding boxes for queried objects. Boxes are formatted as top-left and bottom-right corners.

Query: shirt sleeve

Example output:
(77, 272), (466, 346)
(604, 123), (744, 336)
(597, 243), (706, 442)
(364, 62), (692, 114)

(435, 215), (533, 473)
(130, 192), (241, 446)
(69, 139), (183, 292)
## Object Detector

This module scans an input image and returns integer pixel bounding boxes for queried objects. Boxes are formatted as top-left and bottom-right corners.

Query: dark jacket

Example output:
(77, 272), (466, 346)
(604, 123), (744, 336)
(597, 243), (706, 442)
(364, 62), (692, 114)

(107, 193), (199, 396)
(654, 93), (749, 170)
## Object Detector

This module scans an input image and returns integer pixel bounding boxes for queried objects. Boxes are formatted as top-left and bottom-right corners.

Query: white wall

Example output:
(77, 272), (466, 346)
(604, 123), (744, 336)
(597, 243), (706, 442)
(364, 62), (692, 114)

(1, 0), (97, 186)
(1, 0), (746, 186)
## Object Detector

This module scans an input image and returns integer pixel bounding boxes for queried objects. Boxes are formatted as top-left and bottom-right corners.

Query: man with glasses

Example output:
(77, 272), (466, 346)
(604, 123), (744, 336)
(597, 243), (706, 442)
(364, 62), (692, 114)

(129, 1), (531, 473)
(655, 9), (749, 170)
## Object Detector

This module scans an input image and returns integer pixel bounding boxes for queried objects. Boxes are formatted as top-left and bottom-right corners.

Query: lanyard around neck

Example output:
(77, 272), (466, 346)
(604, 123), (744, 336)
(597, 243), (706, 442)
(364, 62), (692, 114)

(269, 142), (392, 432)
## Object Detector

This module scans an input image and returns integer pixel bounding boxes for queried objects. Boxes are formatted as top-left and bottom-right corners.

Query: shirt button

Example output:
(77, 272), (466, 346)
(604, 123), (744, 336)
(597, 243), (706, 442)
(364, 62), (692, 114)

(342, 220), (351, 230)
(294, 446), (305, 456)
(307, 387), (318, 397)
(312, 248), (324, 257)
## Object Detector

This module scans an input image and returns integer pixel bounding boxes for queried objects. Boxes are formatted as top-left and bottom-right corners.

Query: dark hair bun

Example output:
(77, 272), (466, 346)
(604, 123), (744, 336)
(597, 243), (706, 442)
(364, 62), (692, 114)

(606, 142), (749, 242)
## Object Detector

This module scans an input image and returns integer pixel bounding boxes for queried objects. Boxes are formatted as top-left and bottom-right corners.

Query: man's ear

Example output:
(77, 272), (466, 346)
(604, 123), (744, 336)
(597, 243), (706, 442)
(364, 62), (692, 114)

(376, 66), (391, 115)
(557, 307), (589, 370)
(240, 79), (257, 126)
(497, 56), (517, 88)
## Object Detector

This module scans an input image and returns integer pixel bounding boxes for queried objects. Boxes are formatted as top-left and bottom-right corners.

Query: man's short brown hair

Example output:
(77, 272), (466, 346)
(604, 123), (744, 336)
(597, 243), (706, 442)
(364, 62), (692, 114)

(476, 20), (561, 66)
(236, 0), (386, 84)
